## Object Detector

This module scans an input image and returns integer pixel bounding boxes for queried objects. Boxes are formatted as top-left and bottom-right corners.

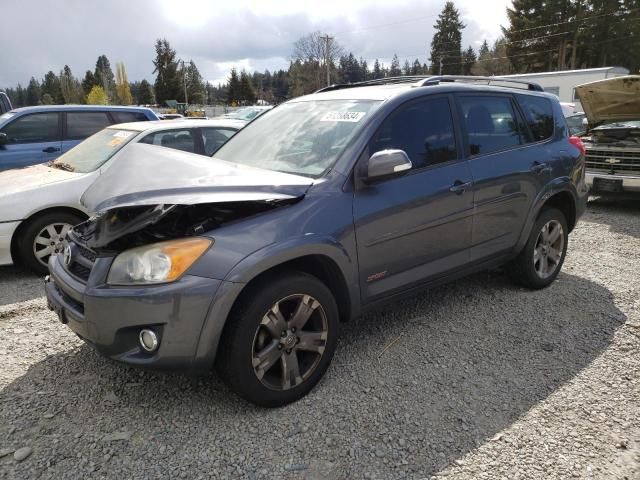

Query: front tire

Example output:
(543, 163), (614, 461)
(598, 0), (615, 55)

(216, 272), (339, 407)
(507, 207), (568, 289)
(17, 211), (84, 275)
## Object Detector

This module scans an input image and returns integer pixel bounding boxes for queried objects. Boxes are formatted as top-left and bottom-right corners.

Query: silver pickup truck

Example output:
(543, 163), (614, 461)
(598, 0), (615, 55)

(576, 75), (640, 193)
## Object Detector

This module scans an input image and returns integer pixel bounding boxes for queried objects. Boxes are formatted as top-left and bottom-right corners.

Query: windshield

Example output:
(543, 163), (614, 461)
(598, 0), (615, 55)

(214, 100), (381, 177)
(224, 107), (268, 121)
(52, 128), (138, 173)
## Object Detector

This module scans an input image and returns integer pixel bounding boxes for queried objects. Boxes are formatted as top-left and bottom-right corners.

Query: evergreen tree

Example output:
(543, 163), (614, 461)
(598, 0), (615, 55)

(226, 68), (241, 105)
(94, 55), (116, 101)
(429, 1), (465, 75)
(402, 60), (412, 75)
(185, 60), (206, 104)
(41, 71), (63, 104)
(478, 40), (490, 58)
(389, 54), (401, 76)
(115, 62), (133, 105)
(152, 38), (180, 105)
(26, 77), (41, 106)
(81, 70), (95, 97)
(462, 46), (477, 75)
(138, 79), (155, 105)
(372, 59), (383, 79)
(411, 59), (423, 75)
(60, 65), (84, 103)
(239, 70), (257, 105)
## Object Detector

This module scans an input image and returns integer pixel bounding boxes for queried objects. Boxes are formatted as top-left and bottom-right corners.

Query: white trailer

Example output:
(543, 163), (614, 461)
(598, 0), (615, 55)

(502, 67), (629, 112)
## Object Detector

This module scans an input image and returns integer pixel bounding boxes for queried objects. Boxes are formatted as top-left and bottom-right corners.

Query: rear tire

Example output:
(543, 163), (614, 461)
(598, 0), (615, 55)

(17, 211), (84, 275)
(506, 207), (568, 289)
(216, 271), (339, 407)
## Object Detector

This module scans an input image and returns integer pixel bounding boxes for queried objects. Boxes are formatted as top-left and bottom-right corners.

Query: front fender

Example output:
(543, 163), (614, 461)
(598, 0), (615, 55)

(193, 234), (360, 369)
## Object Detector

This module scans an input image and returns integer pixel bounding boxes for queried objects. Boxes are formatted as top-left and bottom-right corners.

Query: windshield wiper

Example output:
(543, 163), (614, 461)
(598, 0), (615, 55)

(49, 161), (75, 172)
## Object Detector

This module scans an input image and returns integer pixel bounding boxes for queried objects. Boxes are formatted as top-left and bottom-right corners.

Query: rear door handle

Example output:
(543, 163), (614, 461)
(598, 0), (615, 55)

(449, 180), (472, 194)
(530, 162), (548, 174)
(42, 147), (60, 153)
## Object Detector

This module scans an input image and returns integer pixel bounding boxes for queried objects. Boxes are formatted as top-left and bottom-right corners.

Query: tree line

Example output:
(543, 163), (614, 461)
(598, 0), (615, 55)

(3, 0), (638, 108)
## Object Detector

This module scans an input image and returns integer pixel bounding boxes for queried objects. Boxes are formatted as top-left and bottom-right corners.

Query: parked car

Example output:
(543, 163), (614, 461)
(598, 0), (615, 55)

(0, 118), (242, 273)
(0, 105), (158, 172)
(45, 76), (588, 407)
(221, 105), (272, 122)
(575, 75), (640, 193)
(0, 92), (12, 115)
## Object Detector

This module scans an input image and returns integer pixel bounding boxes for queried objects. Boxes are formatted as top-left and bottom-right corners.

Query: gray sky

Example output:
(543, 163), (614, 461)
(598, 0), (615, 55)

(0, 0), (510, 87)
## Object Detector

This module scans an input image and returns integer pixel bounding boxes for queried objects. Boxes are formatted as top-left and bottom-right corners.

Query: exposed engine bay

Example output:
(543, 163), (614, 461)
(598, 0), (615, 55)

(71, 199), (299, 252)
(582, 125), (640, 147)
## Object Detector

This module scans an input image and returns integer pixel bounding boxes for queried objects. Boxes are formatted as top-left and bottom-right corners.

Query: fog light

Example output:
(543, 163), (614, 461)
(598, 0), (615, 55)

(139, 329), (159, 352)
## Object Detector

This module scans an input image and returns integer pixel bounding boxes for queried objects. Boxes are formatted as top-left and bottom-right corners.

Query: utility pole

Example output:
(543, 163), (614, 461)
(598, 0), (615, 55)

(439, 56), (444, 76)
(178, 59), (189, 105)
(320, 34), (334, 86)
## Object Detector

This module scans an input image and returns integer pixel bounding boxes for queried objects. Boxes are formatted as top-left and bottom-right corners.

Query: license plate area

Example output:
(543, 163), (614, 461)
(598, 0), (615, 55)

(593, 177), (623, 192)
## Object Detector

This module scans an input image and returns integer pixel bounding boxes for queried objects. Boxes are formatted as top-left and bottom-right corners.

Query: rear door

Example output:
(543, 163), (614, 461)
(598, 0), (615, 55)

(62, 111), (112, 154)
(0, 112), (62, 170)
(456, 94), (550, 261)
(353, 95), (474, 302)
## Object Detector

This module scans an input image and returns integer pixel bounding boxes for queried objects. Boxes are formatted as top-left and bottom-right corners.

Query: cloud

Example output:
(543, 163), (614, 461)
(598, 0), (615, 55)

(0, 0), (509, 88)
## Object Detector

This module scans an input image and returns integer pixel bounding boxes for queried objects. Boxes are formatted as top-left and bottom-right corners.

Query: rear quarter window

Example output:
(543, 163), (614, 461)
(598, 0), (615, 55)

(111, 111), (150, 123)
(516, 95), (555, 142)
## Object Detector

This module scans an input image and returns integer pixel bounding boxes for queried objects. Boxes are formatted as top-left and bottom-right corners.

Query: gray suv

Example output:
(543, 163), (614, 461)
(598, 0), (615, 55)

(45, 76), (588, 407)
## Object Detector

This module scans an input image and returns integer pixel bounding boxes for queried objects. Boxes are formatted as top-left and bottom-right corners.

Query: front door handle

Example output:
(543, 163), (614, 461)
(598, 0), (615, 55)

(449, 180), (471, 194)
(530, 161), (548, 174)
(42, 147), (61, 153)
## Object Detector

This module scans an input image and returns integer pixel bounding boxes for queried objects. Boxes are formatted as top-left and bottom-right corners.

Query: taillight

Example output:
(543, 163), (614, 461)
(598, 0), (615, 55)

(569, 136), (586, 156)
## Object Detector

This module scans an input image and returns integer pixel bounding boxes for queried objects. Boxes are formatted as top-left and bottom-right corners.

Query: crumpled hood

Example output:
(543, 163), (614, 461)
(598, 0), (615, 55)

(81, 143), (315, 213)
(0, 163), (81, 197)
(575, 75), (640, 126)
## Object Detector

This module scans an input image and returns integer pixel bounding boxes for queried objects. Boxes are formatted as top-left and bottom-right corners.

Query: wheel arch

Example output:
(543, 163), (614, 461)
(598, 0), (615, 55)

(10, 206), (88, 264)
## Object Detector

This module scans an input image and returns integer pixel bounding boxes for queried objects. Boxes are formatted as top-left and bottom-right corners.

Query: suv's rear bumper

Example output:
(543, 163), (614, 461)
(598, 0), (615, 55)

(45, 252), (223, 371)
(586, 172), (640, 192)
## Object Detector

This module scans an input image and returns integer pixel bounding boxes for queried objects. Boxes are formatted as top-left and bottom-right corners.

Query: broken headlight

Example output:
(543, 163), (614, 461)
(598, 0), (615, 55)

(107, 237), (213, 285)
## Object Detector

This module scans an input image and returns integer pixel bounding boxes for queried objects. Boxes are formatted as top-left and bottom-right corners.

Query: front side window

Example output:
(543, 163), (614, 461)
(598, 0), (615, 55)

(214, 100), (381, 177)
(52, 128), (138, 173)
(517, 95), (555, 141)
(66, 112), (112, 140)
(459, 96), (522, 156)
(1, 112), (60, 143)
(139, 128), (196, 153)
(201, 127), (237, 156)
(370, 97), (457, 169)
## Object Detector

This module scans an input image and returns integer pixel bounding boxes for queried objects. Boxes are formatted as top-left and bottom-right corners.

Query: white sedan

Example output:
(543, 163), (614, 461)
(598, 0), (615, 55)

(0, 118), (243, 273)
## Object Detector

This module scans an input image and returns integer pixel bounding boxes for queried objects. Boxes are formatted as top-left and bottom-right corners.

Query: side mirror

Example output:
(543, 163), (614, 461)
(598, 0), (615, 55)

(365, 149), (412, 181)
(0, 133), (7, 146)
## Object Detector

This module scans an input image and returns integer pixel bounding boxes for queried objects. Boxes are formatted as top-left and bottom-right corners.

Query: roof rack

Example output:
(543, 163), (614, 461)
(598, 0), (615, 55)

(315, 75), (544, 93)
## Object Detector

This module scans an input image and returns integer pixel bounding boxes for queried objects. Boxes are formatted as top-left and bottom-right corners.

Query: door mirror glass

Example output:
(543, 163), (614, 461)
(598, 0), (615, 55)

(366, 149), (412, 180)
(0, 132), (7, 145)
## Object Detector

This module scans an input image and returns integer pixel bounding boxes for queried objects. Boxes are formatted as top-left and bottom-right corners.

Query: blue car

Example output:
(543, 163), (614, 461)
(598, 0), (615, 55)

(0, 105), (158, 171)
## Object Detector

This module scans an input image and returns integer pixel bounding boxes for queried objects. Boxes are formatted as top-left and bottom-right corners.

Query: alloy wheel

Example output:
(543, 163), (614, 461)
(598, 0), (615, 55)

(251, 294), (328, 391)
(32, 223), (72, 267)
(533, 219), (564, 279)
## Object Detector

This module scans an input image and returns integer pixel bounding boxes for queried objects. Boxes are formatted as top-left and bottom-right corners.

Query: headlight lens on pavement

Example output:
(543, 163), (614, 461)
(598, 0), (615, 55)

(107, 237), (212, 285)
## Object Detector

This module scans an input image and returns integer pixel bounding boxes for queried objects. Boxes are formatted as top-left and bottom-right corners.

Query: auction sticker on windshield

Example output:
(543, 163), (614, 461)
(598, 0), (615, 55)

(321, 111), (367, 122)
(113, 131), (134, 138)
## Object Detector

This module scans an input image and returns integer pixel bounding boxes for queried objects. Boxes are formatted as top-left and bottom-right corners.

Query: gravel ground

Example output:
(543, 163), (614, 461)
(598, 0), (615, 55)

(0, 197), (639, 480)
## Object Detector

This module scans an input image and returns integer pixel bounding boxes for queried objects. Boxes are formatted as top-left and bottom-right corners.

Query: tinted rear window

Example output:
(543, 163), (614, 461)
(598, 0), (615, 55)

(517, 95), (555, 141)
(66, 112), (112, 140)
(112, 111), (149, 123)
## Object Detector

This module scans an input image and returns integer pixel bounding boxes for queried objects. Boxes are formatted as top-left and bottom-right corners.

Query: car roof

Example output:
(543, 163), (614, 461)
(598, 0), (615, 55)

(107, 118), (245, 132)
(8, 105), (154, 114)
(290, 78), (555, 103)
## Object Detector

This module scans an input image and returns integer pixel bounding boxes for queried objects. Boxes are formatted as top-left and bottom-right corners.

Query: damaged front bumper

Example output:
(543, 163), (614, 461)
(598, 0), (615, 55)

(45, 250), (229, 371)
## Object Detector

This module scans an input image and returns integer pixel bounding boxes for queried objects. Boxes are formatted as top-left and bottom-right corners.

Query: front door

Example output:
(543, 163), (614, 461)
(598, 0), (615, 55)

(353, 96), (474, 302)
(0, 112), (62, 170)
